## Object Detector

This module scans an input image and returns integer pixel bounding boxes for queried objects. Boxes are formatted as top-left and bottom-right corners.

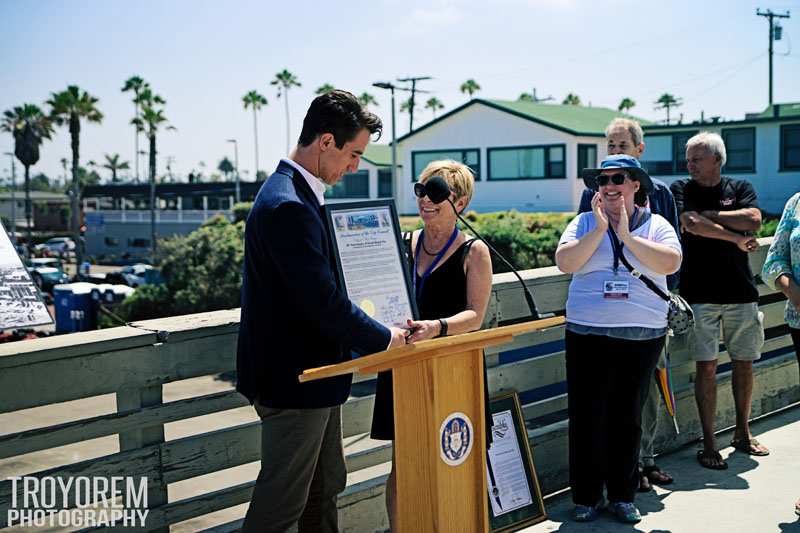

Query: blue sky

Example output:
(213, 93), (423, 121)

(1, 0), (798, 182)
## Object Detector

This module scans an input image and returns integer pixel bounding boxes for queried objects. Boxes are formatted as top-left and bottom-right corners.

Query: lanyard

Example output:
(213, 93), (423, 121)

(413, 227), (459, 299)
(607, 208), (640, 275)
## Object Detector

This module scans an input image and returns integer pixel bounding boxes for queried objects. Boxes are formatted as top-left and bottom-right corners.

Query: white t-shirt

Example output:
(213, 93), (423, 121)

(559, 212), (682, 329)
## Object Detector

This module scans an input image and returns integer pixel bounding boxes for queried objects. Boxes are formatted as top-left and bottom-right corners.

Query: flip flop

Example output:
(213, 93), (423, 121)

(730, 438), (770, 456)
(643, 465), (674, 485)
(697, 449), (728, 470)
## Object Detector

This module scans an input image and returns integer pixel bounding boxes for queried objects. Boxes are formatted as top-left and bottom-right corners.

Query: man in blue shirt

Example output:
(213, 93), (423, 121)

(577, 118), (679, 492)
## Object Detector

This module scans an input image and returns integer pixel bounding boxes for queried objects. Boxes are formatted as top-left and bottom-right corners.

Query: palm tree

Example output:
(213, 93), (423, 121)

(400, 98), (417, 115)
(562, 93), (581, 106)
(271, 69), (302, 155)
(218, 157), (234, 180)
(1, 104), (54, 253)
(131, 90), (174, 260)
(358, 92), (378, 108)
(315, 83), (335, 95)
(654, 93), (683, 125)
(460, 79), (481, 100)
(424, 97), (445, 118)
(518, 92), (534, 102)
(103, 153), (130, 183)
(618, 97), (636, 114)
(242, 90), (268, 180)
(121, 76), (148, 182)
(47, 86), (103, 268)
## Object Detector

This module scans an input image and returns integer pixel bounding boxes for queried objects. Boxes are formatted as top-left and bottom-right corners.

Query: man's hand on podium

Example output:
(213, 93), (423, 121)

(388, 327), (411, 349)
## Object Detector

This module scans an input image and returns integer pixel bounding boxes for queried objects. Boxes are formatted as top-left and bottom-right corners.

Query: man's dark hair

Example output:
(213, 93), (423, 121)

(298, 90), (382, 148)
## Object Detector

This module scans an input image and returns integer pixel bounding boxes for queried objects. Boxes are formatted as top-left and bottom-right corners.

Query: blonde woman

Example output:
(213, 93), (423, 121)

(370, 160), (492, 529)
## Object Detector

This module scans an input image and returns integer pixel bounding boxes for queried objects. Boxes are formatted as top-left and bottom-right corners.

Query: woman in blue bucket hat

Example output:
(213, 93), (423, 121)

(556, 154), (682, 523)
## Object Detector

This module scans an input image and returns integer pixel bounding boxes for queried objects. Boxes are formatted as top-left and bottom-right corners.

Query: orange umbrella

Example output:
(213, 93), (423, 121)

(655, 357), (680, 434)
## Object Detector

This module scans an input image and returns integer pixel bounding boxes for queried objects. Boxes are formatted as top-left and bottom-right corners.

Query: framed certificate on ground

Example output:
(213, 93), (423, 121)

(487, 391), (546, 531)
(324, 200), (418, 328)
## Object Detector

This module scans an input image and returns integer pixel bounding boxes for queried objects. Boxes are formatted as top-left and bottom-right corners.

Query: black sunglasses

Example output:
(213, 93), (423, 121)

(413, 182), (427, 198)
(595, 172), (629, 187)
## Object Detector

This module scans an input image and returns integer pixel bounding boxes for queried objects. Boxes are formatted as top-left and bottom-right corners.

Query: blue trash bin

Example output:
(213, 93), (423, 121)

(53, 283), (98, 333)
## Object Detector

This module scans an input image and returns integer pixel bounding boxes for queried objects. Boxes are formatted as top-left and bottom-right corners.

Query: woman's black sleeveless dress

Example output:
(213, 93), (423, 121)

(370, 239), (479, 440)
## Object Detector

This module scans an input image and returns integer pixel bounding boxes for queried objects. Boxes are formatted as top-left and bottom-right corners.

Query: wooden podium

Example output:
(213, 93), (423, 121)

(300, 317), (564, 532)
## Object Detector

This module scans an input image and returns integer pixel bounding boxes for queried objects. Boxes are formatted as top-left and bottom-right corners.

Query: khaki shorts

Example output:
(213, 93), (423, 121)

(689, 303), (764, 362)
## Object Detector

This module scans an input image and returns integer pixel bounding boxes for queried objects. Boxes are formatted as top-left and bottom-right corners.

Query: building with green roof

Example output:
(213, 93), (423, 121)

(345, 99), (799, 213)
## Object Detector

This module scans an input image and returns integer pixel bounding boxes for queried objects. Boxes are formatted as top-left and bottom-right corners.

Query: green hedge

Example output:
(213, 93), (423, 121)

(403, 211), (573, 272)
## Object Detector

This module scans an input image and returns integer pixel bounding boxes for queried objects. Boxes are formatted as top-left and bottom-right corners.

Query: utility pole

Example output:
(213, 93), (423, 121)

(373, 82), (399, 199)
(165, 156), (175, 183)
(227, 139), (240, 203)
(757, 8), (790, 106)
(397, 76), (432, 132)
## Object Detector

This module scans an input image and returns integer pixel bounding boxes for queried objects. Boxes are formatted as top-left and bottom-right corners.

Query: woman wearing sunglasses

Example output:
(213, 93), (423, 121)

(370, 160), (492, 530)
(555, 154), (682, 523)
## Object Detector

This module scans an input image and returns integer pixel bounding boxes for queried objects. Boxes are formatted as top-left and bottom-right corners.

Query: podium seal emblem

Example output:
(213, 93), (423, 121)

(439, 412), (473, 466)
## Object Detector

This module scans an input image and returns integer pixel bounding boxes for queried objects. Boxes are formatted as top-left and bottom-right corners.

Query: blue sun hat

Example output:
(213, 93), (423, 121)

(581, 154), (654, 194)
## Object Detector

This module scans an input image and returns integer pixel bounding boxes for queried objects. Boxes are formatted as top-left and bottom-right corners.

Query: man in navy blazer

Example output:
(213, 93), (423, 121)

(237, 90), (407, 532)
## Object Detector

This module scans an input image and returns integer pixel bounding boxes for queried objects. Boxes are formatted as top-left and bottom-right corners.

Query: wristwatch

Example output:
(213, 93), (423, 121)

(437, 318), (448, 337)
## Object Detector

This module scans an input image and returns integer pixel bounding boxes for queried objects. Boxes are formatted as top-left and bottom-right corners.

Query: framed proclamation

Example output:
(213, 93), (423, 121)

(324, 200), (418, 328)
(0, 221), (53, 330)
(487, 391), (546, 531)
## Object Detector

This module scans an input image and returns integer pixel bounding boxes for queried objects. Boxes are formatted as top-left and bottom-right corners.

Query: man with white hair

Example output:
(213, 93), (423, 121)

(670, 132), (767, 470)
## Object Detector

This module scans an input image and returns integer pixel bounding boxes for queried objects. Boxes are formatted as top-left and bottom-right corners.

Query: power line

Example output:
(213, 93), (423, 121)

(397, 76), (432, 131)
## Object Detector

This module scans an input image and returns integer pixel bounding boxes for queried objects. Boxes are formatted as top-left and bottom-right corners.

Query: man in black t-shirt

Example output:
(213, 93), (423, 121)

(670, 132), (769, 470)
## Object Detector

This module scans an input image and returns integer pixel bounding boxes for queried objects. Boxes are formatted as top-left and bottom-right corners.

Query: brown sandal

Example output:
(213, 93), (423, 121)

(730, 438), (770, 456)
(643, 465), (674, 485)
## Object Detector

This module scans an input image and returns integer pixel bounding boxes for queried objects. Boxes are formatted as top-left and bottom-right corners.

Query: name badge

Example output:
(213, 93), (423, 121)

(603, 280), (629, 299)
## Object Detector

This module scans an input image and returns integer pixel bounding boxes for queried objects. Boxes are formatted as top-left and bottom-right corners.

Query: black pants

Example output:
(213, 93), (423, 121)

(565, 330), (664, 505)
(791, 327), (800, 367)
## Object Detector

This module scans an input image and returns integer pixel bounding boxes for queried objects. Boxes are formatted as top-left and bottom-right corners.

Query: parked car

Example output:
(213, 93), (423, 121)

(105, 263), (163, 288)
(35, 237), (76, 257)
(26, 258), (70, 293)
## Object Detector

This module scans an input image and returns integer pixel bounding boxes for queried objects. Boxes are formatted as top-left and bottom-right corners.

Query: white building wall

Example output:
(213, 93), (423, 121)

(396, 104), (601, 214)
(646, 121), (800, 214)
(572, 135), (605, 209)
(357, 160), (380, 200)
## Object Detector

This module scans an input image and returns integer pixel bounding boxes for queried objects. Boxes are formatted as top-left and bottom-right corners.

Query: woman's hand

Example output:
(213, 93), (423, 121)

(591, 192), (608, 232)
(616, 202), (632, 243)
(404, 318), (440, 343)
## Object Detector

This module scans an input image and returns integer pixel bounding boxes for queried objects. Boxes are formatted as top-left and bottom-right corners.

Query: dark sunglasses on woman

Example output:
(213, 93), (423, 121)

(595, 172), (629, 187)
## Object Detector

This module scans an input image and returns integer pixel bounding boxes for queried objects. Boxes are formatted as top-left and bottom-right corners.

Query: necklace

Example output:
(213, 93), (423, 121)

(421, 228), (456, 255)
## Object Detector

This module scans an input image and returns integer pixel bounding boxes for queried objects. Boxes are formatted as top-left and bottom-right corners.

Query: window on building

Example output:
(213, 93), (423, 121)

(641, 135), (673, 175)
(640, 132), (697, 175)
(378, 168), (393, 198)
(781, 124), (800, 171)
(722, 128), (755, 172)
(411, 149), (480, 181)
(325, 170), (369, 199)
(104, 237), (119, 247)
(128, 238), (150, 248)
(577, 144), (597, 176)
(672, 131), (696, 174)
(487, 145), (566, 180)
